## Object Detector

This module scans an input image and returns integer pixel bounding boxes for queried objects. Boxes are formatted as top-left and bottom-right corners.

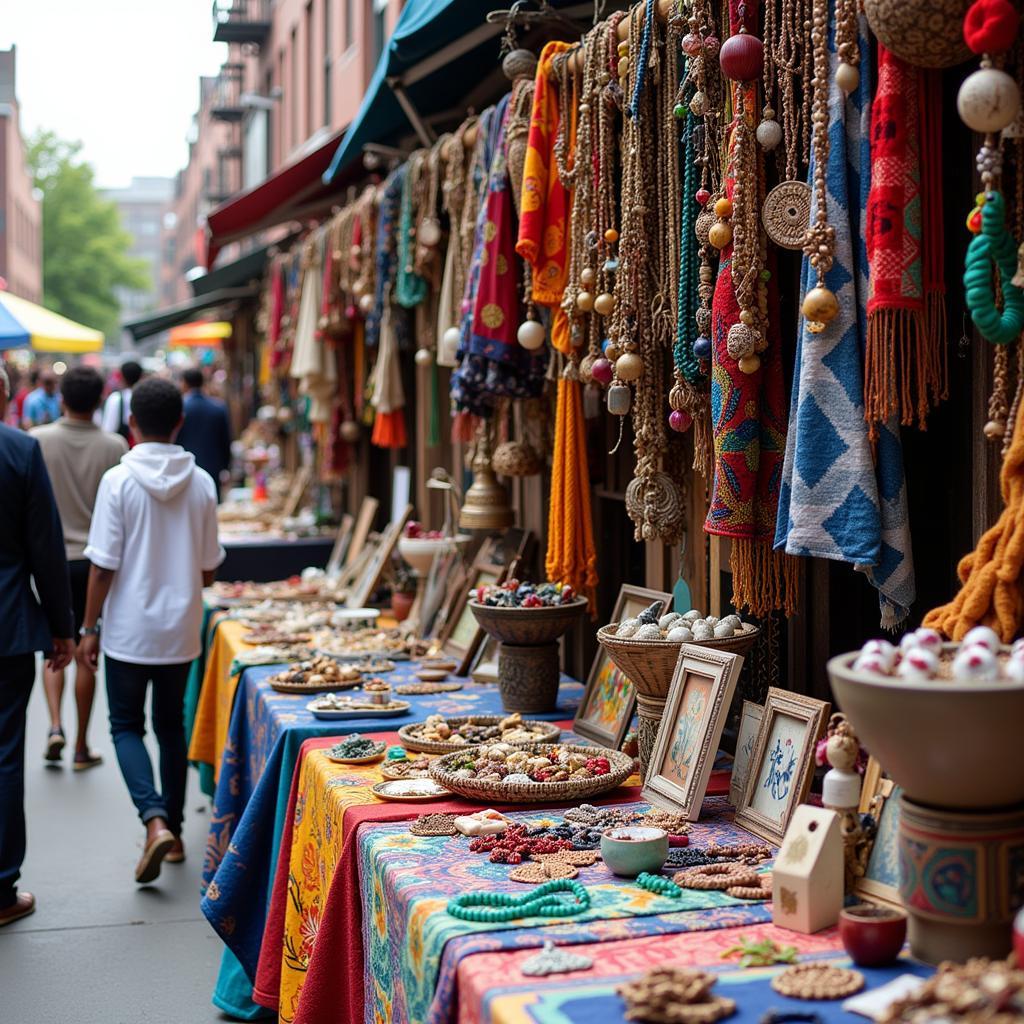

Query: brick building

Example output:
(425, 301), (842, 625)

(0, 47), (42, 304)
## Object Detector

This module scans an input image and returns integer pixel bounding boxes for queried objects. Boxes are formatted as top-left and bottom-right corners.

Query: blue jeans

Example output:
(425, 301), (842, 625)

(0, 654), (35, 909)
(104, 656), (189, 836)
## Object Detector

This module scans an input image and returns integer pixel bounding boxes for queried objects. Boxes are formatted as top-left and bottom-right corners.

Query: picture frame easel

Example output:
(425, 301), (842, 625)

(325, 513), (355, 578)
(437, 541), (508, 675)
(346, 505), (412, 609)
(281, 464), (312, 520)
(345, 496), (380, 568)
(729, 700), (765, 807)
(642, 645), (744, 819)
(853, 757), (902, 908)
(572, 585), (672, 749)
(734, 687), (831, 845)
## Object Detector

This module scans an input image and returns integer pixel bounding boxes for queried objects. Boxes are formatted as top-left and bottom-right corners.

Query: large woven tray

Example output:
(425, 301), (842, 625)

(597, 623), (760, 700)
(397, 716), (561, 755)
(428, 742), (633, 804)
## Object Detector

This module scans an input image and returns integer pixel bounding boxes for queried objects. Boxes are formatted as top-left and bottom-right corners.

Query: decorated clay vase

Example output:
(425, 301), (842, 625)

(600, 826), (669, 877)
(839, 904), (907, 966)
(390, 591), (414, 623)
(862, 0), (972, 68)
(898, 795), (1024, 963)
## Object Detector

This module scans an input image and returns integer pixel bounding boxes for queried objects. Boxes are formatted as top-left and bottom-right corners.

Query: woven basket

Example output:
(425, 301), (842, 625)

(598, 623), (760, 779)
(428, 743), (634, 804)
(398, 716), (561, 755)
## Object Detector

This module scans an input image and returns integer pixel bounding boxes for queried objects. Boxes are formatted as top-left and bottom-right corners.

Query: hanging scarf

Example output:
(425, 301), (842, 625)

(775, 18), (915, 630)
(704, 4), (797, 617)
(366, 165), (406, 349)
(516, 40), (572, 307)
(450, 95), (546, 418)
(290, 234), (336, 425)
(395, 157), (428, 309)
(864, 47), (946, 431)
(369, 294), (407, 449)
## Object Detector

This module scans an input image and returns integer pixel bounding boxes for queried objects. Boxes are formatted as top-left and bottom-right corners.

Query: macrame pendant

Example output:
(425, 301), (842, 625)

(762, 181), (813, 250)
(520, 940), (593, 977)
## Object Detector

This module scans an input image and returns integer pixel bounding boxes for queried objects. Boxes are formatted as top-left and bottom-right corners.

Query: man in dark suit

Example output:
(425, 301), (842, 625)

(175, 368), (232, 502)
(0, 365), (75, 927)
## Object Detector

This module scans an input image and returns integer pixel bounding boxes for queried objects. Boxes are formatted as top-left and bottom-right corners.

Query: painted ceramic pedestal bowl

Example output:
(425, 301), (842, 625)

(827, 650), (1024, 963)
(469, 599), (587, 713)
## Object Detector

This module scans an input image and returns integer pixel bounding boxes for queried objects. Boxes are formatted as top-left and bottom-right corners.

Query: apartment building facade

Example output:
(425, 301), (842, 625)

(0, 47), (42, 304)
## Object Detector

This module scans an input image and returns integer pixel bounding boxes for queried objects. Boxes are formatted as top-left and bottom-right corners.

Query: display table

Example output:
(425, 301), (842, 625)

(217, 534), (335, 582)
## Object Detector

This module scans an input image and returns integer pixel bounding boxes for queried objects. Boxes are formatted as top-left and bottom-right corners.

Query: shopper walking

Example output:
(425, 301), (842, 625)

(32, 366), (127, 769)
(100, 359), (143, 444)
(78, 377), (223, 883)
(175, 366), (232, 499)
(21, 369), (61, 428)
(0, 365), (75, 927)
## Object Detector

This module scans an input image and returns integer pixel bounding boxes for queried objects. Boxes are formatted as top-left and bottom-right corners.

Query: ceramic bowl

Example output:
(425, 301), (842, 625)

(600, 826), (669, 877)
(839, 904), (908, 967)
(468, 598), (588, 646)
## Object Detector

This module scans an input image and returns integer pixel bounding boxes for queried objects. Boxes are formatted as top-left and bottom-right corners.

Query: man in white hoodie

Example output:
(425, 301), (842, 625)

(77, 377), (224, 883)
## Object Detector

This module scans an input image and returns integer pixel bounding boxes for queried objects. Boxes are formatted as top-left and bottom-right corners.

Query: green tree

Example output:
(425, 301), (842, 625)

(26, 130), (150, 341)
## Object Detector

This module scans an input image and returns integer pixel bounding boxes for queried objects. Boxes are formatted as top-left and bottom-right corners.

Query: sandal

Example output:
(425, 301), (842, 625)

(44, 729), (65, 763)
(135, 829), (174, 884)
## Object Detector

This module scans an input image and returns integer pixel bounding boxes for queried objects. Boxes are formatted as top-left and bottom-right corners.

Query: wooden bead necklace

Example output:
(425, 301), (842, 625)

(800, 0), (840, 333)
(447, 878), (591, 922)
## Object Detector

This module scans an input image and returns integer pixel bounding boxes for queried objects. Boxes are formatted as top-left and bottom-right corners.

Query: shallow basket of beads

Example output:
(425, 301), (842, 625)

(397, 715), (562, 755)
(597, 623), (760, 777)
(428, 742), (634, 804)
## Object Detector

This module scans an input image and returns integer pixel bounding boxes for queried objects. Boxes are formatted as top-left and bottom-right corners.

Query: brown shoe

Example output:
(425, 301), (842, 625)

(135, 829), (175, 884)
(0, 892), (36, 927)
(72, 750), (103, 772)
(164, 839), (185, 864)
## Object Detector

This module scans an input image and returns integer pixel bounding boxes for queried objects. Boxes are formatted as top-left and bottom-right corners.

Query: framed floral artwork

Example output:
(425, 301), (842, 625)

(855, 757), (902, 908)
(734, 687), (831, 845)
(729, 700), (764, 807)
(642, 645), (744, 819)
(572, 585), (672, 749)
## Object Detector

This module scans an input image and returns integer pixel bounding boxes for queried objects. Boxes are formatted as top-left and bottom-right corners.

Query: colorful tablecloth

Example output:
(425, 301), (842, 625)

(358, 797), (770, 1024)
(185, 606), (226, 797)
(469, 948), (933, 1024)
(199, 666), (584, 1019)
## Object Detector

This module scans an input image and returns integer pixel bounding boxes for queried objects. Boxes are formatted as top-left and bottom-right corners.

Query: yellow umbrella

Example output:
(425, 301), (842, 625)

(0, 291), (104, 353)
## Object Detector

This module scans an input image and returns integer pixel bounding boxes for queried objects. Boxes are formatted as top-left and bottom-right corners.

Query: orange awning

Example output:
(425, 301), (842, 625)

(168, 320), (232, 347)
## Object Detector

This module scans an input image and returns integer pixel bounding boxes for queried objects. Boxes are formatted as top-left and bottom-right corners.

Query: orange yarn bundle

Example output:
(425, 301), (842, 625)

(545, 312), (598, 613)
(923, 407), (1024, 642)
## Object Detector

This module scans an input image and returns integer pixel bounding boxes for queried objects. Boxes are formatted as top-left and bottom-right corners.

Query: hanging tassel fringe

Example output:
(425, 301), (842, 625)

(730, 540), (800, 618)
(371, 409), (407, 449)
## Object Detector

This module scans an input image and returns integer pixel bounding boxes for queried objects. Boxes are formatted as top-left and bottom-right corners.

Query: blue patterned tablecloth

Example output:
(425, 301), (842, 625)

(198, 661), (583, 1019)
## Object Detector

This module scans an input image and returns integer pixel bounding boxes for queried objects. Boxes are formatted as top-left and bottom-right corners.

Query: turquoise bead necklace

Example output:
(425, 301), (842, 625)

(447, 879), (591, 923)
(636, 872), (683, 898)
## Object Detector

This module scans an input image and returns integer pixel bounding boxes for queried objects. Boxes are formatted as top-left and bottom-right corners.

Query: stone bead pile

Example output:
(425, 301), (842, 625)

(327, 735), (385, 759)
(473, 579), (578, 608)
(854, 625), (1024, 683)
(468, 824), (574, 864)
(614, 602), (746, 641)
(446, 745), (611, 784)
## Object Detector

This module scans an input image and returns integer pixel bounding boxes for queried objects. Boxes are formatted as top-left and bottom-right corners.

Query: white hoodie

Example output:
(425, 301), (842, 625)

(85, 442), (225, 664)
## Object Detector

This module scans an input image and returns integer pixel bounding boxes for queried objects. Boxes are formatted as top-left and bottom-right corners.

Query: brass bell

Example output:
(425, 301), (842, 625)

(459, 440), (514, 531)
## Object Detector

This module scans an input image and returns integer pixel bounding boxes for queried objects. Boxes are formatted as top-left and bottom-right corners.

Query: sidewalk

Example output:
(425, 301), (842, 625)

(0, 662), (225, 1022)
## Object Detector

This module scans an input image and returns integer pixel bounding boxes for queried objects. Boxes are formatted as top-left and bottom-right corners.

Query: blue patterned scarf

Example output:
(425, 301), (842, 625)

(774, 19), (916, 629)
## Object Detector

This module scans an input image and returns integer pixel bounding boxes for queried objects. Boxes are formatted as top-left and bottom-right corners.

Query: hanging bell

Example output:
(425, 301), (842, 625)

(459, 448), (514, 531)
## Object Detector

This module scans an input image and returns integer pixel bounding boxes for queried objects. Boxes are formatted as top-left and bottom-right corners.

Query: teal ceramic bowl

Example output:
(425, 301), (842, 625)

(600, 826), (669, 877)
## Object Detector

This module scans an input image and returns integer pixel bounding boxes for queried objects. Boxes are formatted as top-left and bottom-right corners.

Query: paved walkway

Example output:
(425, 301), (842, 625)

(0, 662), (225, 1022)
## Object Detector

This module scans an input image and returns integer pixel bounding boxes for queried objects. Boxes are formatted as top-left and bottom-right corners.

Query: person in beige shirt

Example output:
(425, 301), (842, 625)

(31, 366), (127, 770)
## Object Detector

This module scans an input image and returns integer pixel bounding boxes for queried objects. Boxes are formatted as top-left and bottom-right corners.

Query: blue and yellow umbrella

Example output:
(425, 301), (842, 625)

(0, 292), (104, 353)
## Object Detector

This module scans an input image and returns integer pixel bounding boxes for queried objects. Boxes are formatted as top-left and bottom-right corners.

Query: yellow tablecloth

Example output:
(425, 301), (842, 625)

(188, 618), (249, 782)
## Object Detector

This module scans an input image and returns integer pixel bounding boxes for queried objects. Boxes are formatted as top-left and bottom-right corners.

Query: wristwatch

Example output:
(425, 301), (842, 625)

(79, 624), (101, 638)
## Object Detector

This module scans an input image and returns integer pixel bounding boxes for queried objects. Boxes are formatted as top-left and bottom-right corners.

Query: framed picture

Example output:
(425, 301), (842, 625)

(325, 513), (355, 578)
(345, 497), (379, 568)
(854, 758), (902, 908)
(470, 634), (500, 684)
(642, 646), (744, 818)
(573, 585), (672, 748)
(729, 700), (764, 807)
(281, 464), (312, 520)
(734, 687), (831, 845)
(439, 564), (503, 675)
(346, 505), (412, 609)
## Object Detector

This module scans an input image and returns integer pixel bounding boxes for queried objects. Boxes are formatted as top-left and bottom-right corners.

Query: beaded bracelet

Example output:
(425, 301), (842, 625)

(447, 879), (591, 922)
(636, 872), (683, 898)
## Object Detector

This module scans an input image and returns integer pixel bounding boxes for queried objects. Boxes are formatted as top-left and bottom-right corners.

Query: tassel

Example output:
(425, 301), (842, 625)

(730, 540), (800, 618)
(371, 409), (407, 450)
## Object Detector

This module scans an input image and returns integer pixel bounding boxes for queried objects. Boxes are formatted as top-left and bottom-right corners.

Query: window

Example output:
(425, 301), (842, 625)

(323, 0), (332, 126)
(277, 49), (285, 164)
(290, 28), (298, 148)
(372, 0), (388, 62)
(264, 68), (275, 173)
(343, 0), (353, 50)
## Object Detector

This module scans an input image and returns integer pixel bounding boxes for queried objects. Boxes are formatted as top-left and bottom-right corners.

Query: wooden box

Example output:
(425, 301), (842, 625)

(771, 805), (843, 933)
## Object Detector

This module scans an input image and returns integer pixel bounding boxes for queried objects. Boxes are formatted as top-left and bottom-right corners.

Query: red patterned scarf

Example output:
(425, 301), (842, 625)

(865, 47), (946, 431)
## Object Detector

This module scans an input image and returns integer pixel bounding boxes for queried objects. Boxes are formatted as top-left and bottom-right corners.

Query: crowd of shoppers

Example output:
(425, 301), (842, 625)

(0, 356), (230, 925)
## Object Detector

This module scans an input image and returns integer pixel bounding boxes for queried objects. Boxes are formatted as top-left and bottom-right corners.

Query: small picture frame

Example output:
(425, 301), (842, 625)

(573, 585), (672, 748)
(729, 700), (765, 807)
(325, 513), (355, 578)
(346, 505), (412, 609)
(281, 464), (312, 520)
(470, 634), (500, 684)
(438, 564), (503, 675)
(345, 496), (379, 568)
(854, 758), (902, 908)
(642, 645), (744, 819)
(734, 687), (831, 845)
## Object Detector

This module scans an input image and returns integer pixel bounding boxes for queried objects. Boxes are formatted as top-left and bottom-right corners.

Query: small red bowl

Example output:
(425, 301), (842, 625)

(839, 904), (907, 967)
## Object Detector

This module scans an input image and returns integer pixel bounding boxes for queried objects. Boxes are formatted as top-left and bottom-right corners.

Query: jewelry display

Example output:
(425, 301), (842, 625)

(446, 878), (591, 922)
(769, 963), (865, 1000)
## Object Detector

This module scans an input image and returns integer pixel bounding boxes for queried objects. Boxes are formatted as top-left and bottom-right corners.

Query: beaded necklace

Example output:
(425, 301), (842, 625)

(636, 871), (683, 898)
(447, 878), (591, 922)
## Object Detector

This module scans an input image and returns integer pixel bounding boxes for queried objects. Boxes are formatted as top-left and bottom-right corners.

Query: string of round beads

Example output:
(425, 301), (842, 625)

(447, 879), (592, 922)
(636, 872), (683, 898)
